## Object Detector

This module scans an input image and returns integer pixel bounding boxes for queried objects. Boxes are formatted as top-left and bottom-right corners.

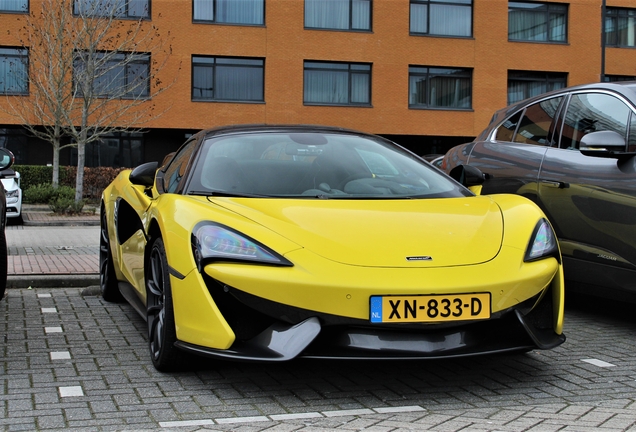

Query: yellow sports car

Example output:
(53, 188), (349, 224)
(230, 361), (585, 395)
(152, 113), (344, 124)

(100, 125), (565, 371)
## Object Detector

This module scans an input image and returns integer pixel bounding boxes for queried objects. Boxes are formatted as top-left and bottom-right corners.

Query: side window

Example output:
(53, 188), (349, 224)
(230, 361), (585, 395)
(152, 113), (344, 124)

(512, 97), (562, 146)
(162, 140), (197, 193)
(629, 112), (636, 152)
(495, 111), (522, 141)
(560, 93), (630, 150)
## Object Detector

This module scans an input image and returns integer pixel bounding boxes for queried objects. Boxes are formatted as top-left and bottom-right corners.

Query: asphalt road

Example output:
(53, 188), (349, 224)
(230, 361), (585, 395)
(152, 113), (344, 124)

(1, 226), (636, 431)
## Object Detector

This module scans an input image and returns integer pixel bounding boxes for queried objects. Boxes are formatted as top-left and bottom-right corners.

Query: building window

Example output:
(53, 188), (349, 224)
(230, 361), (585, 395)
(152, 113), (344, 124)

(410, 0), (472, 37)
(604, 75), (636, 82)
(84, 132), (143, 167)
(74, 52), (150, 99)
(193, 0), (264, 25)
(508, 2), (567, 43)
(192, 56), (264, 102)
(304, 61), (371, 106)
(73, 0), (150, 18)
(0, 0), (28, 12)
(305, 0), (371, 31)
(507, 71), (566, 105)
(409, 66), (471, 109)
(605, 8), (636, 48)
(0, 48), (28, 95)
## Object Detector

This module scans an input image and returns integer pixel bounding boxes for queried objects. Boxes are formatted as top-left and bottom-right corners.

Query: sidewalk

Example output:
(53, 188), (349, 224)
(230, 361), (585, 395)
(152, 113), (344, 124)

(6, 204), (100, 289)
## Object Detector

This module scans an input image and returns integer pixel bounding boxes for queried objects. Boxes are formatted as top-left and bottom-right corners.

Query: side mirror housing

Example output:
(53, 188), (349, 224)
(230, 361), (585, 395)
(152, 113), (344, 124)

(580, 130), (633, 159)
(449, 164), (487, 190)
(0, 148), (15, 172)
(129, 161), (159, 187)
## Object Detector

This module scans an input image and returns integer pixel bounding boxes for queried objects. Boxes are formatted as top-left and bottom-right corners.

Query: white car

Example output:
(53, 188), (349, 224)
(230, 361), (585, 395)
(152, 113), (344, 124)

(1, 169), (22, 222)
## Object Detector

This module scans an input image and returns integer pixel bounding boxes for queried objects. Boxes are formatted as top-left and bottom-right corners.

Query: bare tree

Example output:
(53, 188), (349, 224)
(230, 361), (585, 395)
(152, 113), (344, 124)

(2, 0), (75, 187)
(3, 0), (175, 200)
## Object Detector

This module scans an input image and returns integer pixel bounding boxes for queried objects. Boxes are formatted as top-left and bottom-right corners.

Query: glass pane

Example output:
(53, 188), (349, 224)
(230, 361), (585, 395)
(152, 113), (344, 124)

(304, 69), (348, 103)
(351, 72), (370, 103)
(216, 0), (264, 25)
(193, 0), (214, 20)
(410, 3), (428, 33)
(193, 65), (214, 99)
(430, 4), (471, 36)
(215, 65), (264, 101)
(0, 49), (27, 94)
(429, 76), (471, 108)
(561, 93), (630, 150)
(305, 0), (349, 29)
(549, 12), (566, 41)
(352, 0), (371, 30)
(514, 102), (555, 146)
(409, 75), (427, 105)
(509, 9), (547, 41)
(0, 0), (28, 12)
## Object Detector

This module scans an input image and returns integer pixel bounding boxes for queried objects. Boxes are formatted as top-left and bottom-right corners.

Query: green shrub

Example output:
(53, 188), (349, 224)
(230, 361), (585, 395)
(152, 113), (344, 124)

(24, 184), (76, 205)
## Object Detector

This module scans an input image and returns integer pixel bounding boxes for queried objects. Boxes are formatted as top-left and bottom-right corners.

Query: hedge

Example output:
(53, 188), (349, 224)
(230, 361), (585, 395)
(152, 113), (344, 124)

(15, 165), (128, 200)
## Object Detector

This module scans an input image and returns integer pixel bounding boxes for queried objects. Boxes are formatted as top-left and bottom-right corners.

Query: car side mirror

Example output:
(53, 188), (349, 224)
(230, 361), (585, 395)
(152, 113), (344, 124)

(449, 164), (487, 188)
(129, 161), (159, 187)
(580, 130), (632, 158)
(0, 148), (15, 172)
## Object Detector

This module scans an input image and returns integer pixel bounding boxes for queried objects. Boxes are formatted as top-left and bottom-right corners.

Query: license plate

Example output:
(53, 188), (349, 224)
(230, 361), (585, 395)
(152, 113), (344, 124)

(370, 293), (491, 323)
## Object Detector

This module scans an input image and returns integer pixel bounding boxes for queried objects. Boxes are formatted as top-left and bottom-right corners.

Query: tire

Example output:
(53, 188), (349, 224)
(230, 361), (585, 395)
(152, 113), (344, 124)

(0, 229), (7, 301)
(146, 237), (182, 371)
(99, 208), (123, 302)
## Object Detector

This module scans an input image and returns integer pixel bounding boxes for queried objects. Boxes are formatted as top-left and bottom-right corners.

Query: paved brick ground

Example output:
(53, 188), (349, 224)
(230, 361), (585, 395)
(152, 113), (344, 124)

(0, 288), (635, 431)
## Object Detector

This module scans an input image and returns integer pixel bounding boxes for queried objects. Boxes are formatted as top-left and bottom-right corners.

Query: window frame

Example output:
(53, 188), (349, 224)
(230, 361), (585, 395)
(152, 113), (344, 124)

(409, 0), (473, 38)
(0, 47), (29, 96)
(0, 0), (28, 13)
(73, 0), (151, 19)
(508, 1), (568, 43)
(304, 0), (372, 32)
(605, 7), (636, 48)
(73, 51), (151, 100)
(303, 60), (372, 107)
(191, 55), (265, 103)
(408, 66), (472, 110)
(192, 0), (265, 26)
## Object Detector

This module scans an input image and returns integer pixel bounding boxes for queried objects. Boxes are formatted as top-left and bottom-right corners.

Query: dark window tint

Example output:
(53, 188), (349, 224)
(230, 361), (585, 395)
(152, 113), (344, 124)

(629, 112), (636, 152)
(305, 0), (371, 31)
(560, 93), (630, 150)
(85, 132), (143, 168)
(409, 66), (472, 109)
(192, 56), (264, 102)
(163, 139), (197, 193)
(304, 61), (371, 105)
(508, 2), (567, 43)
(410, 0), (472, 37)
(513, 97), (562, 146)
(508, 71), (566, 105)
(193, 0), (264, 25)
(605, 7), (636, 48)
(0, 48), (28, 95)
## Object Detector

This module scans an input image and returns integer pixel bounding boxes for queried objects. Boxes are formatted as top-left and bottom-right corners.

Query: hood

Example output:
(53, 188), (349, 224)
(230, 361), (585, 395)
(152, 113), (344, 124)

(213, 197), (503, 268)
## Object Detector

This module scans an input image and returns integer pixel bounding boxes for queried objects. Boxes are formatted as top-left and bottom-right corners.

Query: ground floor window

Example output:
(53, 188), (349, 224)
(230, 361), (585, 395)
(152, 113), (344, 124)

(507, 70), (567, 105)
(71, 132), (144, 168)
(409, 66), (472, 109)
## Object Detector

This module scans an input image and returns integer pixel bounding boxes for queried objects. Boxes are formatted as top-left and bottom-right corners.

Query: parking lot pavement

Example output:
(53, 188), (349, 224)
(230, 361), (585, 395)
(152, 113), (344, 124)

(0, 288), (635, 431)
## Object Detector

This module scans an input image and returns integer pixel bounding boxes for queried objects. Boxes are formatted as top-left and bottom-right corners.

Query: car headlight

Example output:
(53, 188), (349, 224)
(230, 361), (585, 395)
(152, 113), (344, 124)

(191, 222), (292, 271)
(5, 189), (20, 203)
(524, 218), (559, 262)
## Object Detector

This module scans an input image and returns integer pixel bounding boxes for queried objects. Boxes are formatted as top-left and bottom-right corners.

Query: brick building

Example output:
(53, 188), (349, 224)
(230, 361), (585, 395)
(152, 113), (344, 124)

(1, 0), (636, 167)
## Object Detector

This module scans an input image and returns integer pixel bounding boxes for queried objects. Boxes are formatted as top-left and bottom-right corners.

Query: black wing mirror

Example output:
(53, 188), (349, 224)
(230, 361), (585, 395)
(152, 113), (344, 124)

(129, 161), (159, 187)
(0, 148), (15, 172)
(449, 164), (486, 187)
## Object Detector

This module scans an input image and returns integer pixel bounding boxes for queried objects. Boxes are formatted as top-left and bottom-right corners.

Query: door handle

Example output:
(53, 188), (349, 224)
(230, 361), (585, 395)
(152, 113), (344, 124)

(541, 180), (570, 189)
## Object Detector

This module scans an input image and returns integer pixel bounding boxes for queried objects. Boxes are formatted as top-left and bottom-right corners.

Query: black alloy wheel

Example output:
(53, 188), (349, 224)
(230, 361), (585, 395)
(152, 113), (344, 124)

(146, 237), (181, 371)
(99, 208), (123, 302)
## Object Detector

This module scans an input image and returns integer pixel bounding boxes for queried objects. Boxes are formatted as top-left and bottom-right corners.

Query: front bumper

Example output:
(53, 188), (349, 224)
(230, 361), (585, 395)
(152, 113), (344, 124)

(174, 278), (565, 361)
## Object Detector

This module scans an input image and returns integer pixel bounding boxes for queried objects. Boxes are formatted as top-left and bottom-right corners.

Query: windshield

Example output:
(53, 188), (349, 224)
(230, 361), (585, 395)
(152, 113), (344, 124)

(187, 131), (469, 199)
